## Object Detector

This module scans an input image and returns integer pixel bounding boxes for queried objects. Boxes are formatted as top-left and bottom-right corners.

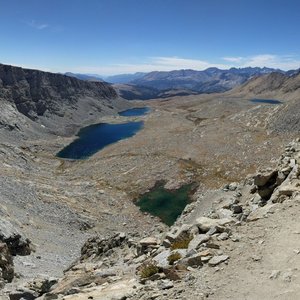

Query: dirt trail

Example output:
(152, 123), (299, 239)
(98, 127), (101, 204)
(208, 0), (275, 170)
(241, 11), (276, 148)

(203, 197), (300, 300)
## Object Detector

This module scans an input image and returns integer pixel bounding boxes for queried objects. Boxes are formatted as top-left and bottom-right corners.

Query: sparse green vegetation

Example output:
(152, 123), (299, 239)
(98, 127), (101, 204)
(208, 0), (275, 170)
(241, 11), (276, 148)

(139, 262), (160, 279)
(170, 232), (193, 250)
(167, 251), (182, 265)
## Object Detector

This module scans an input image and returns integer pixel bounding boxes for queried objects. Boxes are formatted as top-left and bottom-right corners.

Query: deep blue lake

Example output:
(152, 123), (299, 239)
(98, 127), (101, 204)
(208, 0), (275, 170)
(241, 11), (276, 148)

(57, 121), (143, 159)
(118, 107), (150, 117)
(250, 99), (282, 104)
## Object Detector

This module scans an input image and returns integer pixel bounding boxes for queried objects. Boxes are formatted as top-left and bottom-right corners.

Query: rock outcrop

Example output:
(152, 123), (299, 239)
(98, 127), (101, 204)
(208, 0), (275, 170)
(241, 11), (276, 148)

(0, 219), (32, 289)
(0, 219), (31, 256)
(0, 243), (14, 286)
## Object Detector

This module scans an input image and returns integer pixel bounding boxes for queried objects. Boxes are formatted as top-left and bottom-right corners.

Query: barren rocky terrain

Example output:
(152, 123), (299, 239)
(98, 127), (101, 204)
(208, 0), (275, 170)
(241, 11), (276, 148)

(1, 64), (300, 299)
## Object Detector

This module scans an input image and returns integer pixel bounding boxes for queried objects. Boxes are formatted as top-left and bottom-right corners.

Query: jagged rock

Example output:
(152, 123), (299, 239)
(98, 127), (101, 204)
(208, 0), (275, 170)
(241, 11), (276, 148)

(26, 277), (58, 295)
(79, 232), (129, 262)
(217, 208), (233, 219)
(276, 171), (287, 185)
(254, 171), (277, 187)
(204, 242), (220, 249)
(195, 217), (234, 233)
(217, 232), (229, 241)
(8, 288), (39, 300)
(164, 224), (193, 244)
(48, 269), (110, 296)
(139, 237), (159, 247)
(199, 249), (213, 256)
(251, 193), (262, 204)
(208, 255), (229, 266)
(231, 204), (243, 214)
(206, 227), (218, 236)
(43, 278), (139, 300)
(217, 197), (235, 209)
(187, 234), (210, 252)
(157, 279), (174, 290)
(247, 203), (278, 222)
(228, 182), (238, 191)
(254, 170), (280, 200)
(152, 250), (171, 268)
(185, 253), (203, 267)
(0, 219), (31, 256)
(153, 249), (187, 268)
(162, 239), (172, 248)
(0, 242), (14, 283)
(277, 184), (299, 197)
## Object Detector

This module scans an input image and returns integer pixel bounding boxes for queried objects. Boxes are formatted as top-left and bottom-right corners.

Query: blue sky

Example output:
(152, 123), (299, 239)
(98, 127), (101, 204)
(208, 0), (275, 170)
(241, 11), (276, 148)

(1, 0), (300, 75)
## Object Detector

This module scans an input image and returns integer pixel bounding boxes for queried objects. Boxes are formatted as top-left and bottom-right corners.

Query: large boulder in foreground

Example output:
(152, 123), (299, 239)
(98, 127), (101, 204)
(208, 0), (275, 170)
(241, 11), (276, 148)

(195, 217), (234, 233)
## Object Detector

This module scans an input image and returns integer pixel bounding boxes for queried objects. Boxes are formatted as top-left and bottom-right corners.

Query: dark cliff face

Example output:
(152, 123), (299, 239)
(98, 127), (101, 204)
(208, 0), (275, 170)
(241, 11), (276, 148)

(0, 63), (117, 120)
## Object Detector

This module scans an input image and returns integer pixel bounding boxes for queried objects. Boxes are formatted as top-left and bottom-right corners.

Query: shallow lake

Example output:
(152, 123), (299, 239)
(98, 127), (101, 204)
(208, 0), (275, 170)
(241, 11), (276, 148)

(250, 99), (282, 104)
(118, 107), (150, 117)
(57, 121), (143, 159)
(135, 183), (194, 226)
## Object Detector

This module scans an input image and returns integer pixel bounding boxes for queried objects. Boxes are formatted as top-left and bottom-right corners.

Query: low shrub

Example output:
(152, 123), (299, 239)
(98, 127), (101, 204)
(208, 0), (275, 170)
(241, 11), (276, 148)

(139, 262), (160, 279)
(170, 232), (193, 250)
(167, 252), (182, 265)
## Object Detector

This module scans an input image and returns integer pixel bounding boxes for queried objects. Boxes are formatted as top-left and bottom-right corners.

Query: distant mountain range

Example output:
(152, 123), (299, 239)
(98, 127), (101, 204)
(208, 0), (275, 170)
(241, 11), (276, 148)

(65, 67), (300, 100)
(105, 72), (146, 83)
(128, 67), (283, 93)
(64, 72), (104, 82)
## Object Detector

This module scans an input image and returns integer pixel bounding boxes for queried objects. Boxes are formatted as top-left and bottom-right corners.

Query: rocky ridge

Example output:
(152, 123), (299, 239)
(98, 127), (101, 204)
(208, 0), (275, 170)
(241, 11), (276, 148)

(3, 139), (300, 299)
(0, 63), (129, 137)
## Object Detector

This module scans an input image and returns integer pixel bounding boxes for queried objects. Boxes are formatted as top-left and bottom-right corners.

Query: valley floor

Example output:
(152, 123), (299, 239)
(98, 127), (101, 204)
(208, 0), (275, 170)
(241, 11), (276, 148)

(0, 92), (299, 299)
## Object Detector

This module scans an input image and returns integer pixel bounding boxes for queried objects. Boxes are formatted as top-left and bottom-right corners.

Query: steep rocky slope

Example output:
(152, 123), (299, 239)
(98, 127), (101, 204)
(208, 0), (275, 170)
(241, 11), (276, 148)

(232, 71), (293, 95)
(6, 139), (300, 300)
(231, 71), (300, 133)
(0, 64), (137, 292)
(0, 63), (129, 136)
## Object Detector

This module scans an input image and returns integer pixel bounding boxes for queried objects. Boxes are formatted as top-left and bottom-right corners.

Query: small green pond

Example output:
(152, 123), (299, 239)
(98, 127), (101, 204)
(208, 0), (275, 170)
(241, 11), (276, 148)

(135, 182), (194, 226)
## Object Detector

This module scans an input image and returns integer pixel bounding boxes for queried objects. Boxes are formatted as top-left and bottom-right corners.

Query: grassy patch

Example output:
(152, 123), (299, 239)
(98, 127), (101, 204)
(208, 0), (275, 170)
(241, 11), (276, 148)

(167, 252), (182, 265)
(170, 232), (193, 250)
(139, 262), (160, 279)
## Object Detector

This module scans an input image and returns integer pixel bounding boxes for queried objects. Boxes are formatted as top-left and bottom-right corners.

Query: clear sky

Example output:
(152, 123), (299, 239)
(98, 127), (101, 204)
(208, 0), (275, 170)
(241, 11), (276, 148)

(1, 0), (300, 75)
